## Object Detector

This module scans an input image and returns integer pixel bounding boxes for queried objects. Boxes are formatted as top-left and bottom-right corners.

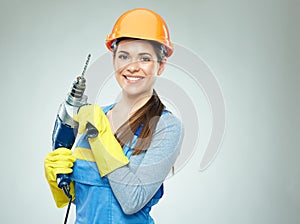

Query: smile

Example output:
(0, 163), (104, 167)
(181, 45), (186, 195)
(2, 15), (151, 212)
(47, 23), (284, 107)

(123, 75), (144, 81)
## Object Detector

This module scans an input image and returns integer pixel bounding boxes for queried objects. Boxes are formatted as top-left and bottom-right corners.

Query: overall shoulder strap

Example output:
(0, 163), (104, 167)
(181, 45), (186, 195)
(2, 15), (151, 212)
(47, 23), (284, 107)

(102, 103), (115, 114)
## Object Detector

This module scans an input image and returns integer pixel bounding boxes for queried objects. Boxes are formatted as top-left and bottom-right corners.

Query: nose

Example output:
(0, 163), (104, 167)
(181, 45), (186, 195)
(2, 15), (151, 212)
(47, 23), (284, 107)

(126, 61), (140, 73)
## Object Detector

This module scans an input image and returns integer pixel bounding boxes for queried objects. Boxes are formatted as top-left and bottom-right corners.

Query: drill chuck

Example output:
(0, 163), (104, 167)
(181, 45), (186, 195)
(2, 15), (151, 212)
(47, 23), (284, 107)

(66, 75), (88, 107)
(60, 75), (88, 128)
(70, 76), (86, 98)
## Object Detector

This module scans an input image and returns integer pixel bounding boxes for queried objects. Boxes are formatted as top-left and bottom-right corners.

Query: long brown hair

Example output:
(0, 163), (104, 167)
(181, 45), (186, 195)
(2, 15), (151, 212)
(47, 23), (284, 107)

(115, 90), (165, 155)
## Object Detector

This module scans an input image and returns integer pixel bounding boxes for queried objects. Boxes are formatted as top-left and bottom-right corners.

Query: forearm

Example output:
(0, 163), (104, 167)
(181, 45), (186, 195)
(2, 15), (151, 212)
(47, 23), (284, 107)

(107, 114), (183, 214)
(107, 151), (178, 214)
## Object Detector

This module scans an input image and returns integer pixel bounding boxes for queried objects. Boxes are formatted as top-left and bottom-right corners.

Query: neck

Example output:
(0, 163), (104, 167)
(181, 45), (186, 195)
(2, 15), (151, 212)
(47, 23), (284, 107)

(116, 90), (153, 115)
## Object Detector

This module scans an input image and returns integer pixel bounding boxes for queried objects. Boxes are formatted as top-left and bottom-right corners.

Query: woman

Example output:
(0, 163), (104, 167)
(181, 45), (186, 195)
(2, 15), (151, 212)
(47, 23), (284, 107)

(44, 8), (184, 224)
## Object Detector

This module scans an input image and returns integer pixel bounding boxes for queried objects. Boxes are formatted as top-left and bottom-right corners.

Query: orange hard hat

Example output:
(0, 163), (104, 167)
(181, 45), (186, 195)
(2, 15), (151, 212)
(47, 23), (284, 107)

(106, 8), (173, 57)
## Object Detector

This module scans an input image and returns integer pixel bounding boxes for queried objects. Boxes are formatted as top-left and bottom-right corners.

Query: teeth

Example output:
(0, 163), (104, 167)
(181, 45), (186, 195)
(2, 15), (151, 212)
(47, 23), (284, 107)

(126, 76), (142, 81)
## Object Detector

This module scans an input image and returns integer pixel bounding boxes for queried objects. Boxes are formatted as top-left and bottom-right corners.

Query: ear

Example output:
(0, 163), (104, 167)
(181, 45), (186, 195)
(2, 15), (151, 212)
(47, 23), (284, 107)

(157, 58), (167, 76)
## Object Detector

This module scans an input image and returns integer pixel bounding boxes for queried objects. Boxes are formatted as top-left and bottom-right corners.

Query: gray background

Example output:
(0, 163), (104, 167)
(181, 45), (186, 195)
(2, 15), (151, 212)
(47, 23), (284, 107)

(0, 0), (299, 223)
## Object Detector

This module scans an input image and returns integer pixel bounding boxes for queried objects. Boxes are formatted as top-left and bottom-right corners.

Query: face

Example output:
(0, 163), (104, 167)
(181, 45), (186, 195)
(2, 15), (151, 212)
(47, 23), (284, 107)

(113, 39), (166, 98)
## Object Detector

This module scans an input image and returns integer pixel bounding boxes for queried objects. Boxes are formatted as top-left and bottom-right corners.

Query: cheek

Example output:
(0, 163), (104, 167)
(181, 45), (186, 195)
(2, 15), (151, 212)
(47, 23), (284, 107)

(141, 63), (158, 75)
(113, 57), (125, 70)
(114, 65), (124, 76)
(115, 73), (123, 87)
(114, 61), (131, 73)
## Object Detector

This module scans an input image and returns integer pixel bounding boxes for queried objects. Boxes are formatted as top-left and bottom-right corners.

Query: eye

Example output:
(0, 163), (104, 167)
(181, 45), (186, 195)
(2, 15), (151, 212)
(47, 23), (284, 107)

(118, 54), (128, 60)
(140, 56), (151, 62)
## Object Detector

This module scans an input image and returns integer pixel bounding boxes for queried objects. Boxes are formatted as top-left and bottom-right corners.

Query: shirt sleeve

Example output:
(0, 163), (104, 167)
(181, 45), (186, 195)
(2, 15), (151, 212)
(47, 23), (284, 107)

(107, 113), (184, 214)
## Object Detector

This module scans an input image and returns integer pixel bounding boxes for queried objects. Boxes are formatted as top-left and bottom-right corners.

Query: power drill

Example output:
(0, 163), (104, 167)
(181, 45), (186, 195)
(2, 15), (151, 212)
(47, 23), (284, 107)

(51, 54), (91, 198)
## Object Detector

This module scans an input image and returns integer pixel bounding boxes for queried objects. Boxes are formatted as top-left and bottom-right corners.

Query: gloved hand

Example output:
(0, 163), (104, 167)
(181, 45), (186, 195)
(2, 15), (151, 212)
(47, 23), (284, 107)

(44, 147), (76, 208)
(73, 104), (129, 177)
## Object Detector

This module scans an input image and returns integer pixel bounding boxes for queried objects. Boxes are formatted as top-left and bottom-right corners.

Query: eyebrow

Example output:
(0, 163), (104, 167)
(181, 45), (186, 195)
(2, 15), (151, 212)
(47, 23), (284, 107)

(116, 51), (153, 57)
(116, 50), (129, 55)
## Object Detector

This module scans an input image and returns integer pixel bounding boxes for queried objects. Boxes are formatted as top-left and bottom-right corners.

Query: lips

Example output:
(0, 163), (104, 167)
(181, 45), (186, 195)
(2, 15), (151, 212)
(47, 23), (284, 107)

(123, 75), (144, 82)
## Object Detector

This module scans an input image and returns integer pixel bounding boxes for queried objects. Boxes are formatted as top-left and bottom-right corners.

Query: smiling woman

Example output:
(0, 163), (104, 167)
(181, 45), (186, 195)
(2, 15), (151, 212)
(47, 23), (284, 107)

(113, 39), (166, 103)
(44, 8), (184, 224)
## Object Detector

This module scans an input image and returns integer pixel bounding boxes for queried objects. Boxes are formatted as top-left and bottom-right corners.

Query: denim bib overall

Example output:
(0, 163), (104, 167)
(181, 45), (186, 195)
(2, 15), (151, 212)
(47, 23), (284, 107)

(71, 105), (164, 224)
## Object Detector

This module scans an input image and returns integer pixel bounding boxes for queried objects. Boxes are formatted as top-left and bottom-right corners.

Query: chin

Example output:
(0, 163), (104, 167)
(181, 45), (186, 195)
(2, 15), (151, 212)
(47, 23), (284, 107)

(123, 88), (153, 98)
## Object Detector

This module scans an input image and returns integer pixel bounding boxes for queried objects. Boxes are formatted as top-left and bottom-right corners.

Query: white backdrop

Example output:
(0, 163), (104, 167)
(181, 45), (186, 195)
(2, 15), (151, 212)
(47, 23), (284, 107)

(0, 0), (299, 223)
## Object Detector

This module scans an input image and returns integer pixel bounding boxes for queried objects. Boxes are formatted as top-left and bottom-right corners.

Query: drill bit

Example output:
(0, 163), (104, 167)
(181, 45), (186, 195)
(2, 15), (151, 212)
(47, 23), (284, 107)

(81, 54), (91, 77)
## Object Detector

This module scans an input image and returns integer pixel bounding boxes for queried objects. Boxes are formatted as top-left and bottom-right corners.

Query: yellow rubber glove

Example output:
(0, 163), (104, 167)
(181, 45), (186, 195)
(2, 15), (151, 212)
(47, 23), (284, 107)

(44, 147), (76, 208)
(73, 104), (129, 177)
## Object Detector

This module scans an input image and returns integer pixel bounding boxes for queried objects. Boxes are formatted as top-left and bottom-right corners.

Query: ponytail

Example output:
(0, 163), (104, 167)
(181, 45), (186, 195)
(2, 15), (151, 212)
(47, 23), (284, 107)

(115, 90), (165, 155)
